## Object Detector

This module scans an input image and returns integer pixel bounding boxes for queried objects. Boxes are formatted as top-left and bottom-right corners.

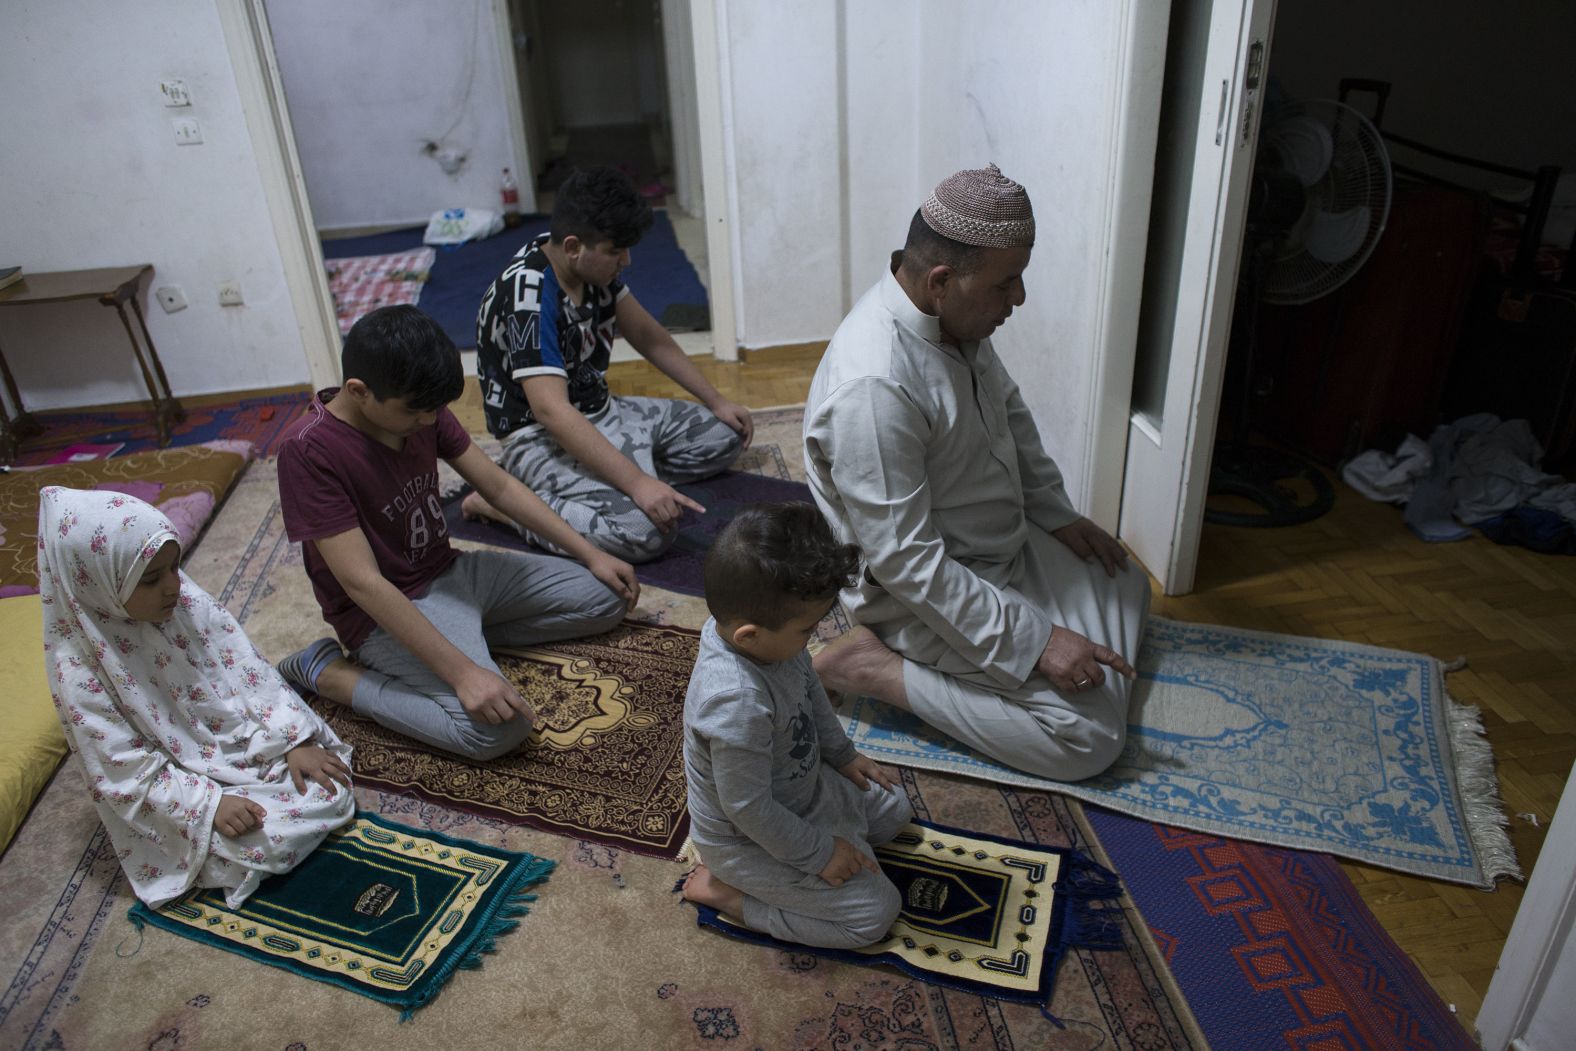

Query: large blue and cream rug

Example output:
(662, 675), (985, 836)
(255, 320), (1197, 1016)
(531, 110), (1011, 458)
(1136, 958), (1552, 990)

(840, 617), (1520, 888)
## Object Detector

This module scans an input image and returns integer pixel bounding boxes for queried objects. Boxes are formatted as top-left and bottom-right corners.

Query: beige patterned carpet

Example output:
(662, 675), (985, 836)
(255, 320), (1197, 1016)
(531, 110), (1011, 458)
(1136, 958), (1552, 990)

(0, 409), (1205, 1050)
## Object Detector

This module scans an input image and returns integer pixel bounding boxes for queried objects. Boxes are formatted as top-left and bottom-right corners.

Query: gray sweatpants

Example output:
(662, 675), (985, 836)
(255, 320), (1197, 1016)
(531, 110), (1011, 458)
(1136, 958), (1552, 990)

(351, 548), (624, 761)
(703, 780), (915, 950)
(497, 395), (743, 563)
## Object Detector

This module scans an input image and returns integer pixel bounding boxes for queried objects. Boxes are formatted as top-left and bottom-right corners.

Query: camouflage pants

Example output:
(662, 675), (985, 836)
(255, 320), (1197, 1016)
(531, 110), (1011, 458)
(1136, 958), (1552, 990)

(497, 395), (744, 562)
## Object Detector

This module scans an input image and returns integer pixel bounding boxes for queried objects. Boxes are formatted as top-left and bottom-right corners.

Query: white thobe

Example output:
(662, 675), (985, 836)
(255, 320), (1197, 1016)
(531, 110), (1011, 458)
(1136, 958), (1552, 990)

(804, 265), (1150, 780)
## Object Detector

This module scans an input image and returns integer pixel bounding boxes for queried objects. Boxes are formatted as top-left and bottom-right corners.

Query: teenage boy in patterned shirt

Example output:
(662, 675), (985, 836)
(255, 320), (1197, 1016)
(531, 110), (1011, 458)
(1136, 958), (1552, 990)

(469, 166), (752, 562)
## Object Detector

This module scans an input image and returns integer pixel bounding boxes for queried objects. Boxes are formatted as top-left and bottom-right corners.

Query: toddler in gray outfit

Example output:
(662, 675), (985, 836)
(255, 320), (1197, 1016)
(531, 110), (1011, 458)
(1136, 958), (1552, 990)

(681, 503), (914, 949)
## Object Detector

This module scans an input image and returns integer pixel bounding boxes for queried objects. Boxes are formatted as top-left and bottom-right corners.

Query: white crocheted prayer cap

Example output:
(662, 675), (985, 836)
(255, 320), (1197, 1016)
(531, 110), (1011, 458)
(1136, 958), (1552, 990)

(920, 163), (1035, 248)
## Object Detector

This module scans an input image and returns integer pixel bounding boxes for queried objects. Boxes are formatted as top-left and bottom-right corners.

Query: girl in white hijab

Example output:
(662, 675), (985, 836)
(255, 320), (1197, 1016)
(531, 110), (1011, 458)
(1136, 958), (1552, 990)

(38, 486), (355, 908)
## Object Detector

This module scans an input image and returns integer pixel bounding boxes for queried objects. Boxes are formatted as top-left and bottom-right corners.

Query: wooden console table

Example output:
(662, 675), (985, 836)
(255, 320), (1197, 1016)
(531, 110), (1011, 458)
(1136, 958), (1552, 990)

(0, 265), (185, 462)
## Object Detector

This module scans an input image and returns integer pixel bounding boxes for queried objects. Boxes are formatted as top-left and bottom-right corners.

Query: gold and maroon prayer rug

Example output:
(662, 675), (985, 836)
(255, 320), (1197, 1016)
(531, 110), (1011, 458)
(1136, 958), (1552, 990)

(311, 622), (695, 859)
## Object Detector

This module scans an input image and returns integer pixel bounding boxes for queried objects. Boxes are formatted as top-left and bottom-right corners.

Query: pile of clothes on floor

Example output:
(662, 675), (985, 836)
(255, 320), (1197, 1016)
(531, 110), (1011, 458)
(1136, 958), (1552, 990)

(1343, 414), (1576, 553)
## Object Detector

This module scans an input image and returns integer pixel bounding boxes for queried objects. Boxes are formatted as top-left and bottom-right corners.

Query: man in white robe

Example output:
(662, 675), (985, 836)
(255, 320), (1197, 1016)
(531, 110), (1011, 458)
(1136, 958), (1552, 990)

(805, 164), (1150, 781)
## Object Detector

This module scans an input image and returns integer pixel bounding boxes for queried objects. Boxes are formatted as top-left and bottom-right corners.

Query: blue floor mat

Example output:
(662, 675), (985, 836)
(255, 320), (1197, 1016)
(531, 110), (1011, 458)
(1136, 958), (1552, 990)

(320, 209), (709, 348)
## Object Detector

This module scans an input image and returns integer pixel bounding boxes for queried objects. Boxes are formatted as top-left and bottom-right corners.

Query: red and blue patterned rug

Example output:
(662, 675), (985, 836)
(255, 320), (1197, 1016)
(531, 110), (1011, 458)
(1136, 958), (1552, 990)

(14, 391), (312, 465)
(1085, 807), (1478, 1050)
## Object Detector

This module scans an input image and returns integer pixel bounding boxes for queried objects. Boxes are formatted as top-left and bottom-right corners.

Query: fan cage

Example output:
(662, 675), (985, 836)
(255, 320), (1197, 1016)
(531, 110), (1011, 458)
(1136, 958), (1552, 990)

(1261, 100), (1392, 305)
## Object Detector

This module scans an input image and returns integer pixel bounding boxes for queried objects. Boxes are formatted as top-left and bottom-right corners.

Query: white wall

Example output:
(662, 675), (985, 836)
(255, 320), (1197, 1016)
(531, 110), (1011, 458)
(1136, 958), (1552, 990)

(0, 0), (313, 411)
(845, 6), (922, 317)
(266, 0), (524, 231)
(722, 2), (846, 345)
(719, 0), (1146, 499)
(918, 0), (1140, 499)
(1270, 0), (1576, 186)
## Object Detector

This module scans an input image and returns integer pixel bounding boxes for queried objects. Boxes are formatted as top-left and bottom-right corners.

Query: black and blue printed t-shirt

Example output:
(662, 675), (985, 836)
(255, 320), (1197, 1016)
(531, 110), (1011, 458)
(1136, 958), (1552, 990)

(474, 233), (627, 438)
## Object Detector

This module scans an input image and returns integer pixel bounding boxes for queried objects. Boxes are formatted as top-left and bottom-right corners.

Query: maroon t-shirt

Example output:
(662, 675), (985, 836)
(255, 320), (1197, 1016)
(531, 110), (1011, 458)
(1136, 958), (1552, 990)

(276, 389), (472, 649)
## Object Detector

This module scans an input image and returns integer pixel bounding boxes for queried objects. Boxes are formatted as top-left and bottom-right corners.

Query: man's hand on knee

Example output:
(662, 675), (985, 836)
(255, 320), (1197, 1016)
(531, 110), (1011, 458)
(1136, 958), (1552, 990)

(1052, 517), (1130, 577)
(1037, 624), (1136, 694)
(455, 664), (536, 727)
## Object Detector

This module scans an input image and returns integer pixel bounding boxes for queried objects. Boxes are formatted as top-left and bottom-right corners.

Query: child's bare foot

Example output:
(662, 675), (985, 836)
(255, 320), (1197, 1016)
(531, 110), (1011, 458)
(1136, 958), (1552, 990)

(813, 627), (910, 710)
(461, 491), (513, 527)
(681, 865), (745, 917)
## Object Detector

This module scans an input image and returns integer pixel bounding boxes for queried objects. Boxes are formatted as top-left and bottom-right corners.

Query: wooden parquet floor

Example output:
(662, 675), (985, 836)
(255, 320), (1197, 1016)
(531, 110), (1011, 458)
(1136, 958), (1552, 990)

(461, 346), (1573, 1032)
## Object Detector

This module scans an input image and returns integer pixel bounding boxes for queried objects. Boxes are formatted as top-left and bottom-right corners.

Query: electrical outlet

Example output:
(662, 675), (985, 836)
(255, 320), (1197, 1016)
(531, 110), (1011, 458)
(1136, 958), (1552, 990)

(155, 286), (188, 313)
(160, 79), (191, 107)
(172, 117), (202, 146)
(217, 280), (243, 306)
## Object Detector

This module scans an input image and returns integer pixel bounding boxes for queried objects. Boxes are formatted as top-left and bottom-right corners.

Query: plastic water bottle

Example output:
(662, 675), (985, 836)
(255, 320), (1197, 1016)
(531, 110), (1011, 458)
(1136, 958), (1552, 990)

(500, 168), (521, 226)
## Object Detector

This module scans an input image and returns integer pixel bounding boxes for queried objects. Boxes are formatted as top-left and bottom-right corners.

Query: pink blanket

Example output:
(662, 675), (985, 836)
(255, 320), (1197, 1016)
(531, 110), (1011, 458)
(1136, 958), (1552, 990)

(326, 247), (436, 334)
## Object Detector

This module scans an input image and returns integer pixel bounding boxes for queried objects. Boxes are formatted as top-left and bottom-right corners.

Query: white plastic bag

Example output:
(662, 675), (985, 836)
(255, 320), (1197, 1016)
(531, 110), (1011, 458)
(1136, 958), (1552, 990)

(422, 207), (504, 246)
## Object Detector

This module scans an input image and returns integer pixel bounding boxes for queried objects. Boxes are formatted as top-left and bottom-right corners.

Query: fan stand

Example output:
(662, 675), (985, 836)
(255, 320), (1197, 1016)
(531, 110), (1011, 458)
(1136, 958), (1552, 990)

(1205, 240), (1335, 528)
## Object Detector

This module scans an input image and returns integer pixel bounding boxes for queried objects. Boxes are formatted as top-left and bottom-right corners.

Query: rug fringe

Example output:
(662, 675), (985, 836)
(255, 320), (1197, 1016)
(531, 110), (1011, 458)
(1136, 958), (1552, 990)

(1061, 903), (1127, 953)
(1447, 698), (1523, 886)
(1055, 854), (1122, 900)
(1056, 853), (1127, 957)
(399, 855), (557, 1022)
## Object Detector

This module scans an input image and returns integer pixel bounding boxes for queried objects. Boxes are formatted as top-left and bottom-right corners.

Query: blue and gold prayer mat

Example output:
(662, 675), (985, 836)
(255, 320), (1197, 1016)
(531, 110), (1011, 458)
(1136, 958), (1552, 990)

(688, 820), (1123, 1011)
(129, 813), (553, 1017)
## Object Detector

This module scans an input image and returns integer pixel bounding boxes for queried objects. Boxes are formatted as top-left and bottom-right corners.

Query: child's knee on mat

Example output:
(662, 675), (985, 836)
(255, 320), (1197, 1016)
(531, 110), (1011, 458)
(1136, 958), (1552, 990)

(842, 876), (904, 947)
(586, 592), (627, 635)
(867, 791), (916, 846)
(456, 717), (534, 762)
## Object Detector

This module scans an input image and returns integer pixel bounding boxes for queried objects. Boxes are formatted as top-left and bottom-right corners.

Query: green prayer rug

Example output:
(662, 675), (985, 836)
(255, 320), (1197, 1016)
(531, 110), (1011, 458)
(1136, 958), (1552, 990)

(689, 820), (1123, 1009)
(128, 812), (553, 1018)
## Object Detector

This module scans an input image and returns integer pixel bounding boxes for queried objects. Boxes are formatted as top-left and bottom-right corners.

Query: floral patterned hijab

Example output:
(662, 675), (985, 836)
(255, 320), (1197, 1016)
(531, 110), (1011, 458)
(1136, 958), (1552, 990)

(38, 486), (346, 906)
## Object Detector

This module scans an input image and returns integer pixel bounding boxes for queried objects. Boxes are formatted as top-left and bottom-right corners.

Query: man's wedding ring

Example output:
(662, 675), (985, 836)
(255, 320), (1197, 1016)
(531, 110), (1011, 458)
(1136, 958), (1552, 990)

(1075, 677), (1091, 689)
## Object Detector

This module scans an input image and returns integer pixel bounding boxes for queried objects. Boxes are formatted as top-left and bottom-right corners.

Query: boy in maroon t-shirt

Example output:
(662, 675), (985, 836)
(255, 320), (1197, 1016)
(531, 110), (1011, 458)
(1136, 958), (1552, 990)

(274, 305), (637, 760)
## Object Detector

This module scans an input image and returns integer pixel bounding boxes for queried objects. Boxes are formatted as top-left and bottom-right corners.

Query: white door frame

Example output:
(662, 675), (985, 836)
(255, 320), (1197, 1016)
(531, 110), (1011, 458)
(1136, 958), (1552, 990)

(1476, 765), (1576, 1051)
(494, 0), (738, 363)
(227, 0), (739, 380)
(1080, 0), (1173, 530)
(688, 0), (738, 362)
(1118, 0), (1277, 594)
(216, 0), (340, 390)
(489, 0), (539, 216)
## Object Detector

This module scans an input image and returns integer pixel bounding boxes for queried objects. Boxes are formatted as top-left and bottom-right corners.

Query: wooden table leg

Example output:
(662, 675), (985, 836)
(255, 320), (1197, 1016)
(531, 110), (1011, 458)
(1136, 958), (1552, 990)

(113, 298), (184, 447)
(0, 333), (44, 464)
(129, 297), (182, 417)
